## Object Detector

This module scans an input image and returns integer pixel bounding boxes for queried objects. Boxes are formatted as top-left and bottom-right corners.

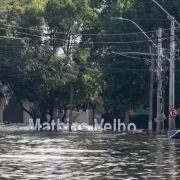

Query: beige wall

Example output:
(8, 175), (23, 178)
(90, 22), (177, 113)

(65, 109), (94, 125)
(0, 98), (104, 125)
(22, 104), (92, 125)
(66, 110), (88, 124)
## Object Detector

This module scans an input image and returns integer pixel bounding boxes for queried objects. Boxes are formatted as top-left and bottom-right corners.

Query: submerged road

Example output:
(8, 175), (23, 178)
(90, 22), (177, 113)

(0, 127), (179, 179)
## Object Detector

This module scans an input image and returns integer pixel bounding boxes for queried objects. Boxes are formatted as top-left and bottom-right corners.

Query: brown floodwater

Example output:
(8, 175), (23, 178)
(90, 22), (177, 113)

(0, 126), (179, 180)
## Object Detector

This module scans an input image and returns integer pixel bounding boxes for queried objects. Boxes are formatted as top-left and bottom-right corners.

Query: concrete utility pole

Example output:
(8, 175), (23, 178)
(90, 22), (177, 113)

(169, 17), (176, 130)
(149, 46), (154, 131)
(69, 84), (74, 132)
(151, 0), (178, 131)
(156, 28), (163, 133)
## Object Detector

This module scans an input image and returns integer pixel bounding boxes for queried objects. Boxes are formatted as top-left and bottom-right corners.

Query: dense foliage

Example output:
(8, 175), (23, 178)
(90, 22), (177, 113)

(0, 0), (180, 124)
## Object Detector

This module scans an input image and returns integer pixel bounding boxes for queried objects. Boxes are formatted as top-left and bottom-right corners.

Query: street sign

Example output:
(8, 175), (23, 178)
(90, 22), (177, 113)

(169, 108), (178, 117)
(154, 114), (167, 123)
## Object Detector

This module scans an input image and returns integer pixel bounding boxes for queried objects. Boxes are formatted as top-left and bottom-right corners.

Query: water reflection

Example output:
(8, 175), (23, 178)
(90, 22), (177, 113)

(0, 130), (179, 179)
(168, 140), (177, 180)
(156, 138), (164, 178)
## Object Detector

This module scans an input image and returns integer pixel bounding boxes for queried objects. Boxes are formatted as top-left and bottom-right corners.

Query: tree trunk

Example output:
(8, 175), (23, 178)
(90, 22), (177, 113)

(17, 99), (34, 118)
(49, 107), (54, 124)
(61, 108), (67, 123)
(40, 107), (47, 124)
(92, 106), (95, 130)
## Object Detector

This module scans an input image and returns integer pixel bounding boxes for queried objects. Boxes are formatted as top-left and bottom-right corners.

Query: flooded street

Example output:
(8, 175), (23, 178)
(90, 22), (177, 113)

(0, 129), (179, 179)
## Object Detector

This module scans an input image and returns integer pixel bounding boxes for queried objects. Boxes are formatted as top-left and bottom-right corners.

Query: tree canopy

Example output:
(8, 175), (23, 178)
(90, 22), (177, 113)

(0, 0), (179, 124)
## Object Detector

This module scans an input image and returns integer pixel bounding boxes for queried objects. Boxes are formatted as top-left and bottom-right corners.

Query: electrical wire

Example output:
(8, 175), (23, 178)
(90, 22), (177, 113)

(1, 23), (178, 36)
(0, 29), (174, 44)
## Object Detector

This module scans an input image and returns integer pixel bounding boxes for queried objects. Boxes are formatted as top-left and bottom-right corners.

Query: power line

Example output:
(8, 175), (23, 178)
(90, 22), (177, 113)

(0, 26), (178, 45)
(0, 23), (177, 36)
(1, 30), (173, 44)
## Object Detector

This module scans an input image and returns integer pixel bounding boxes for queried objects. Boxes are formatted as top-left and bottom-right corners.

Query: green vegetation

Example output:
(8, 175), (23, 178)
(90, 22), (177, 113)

(0, 0), (180, 124)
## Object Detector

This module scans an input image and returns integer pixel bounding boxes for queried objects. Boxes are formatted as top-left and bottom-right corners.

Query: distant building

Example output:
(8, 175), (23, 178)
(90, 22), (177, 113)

(0, 98), (96, 125)
(2, 97), (180, 130)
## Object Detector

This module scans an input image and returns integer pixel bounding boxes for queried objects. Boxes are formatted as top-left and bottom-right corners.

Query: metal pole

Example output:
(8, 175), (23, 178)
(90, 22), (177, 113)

(112, 17), (170, 62)
(69, 84), (73, 132)
(92, 105), (95, 130)
(149, 46), (153, 131)
(162, 86), (165, 131)
(159, 28), (164, 133)
(114, 17), (157, 49)
(151, 0), (180, 27)
(169, 17), (176, 130)
(157, 28), (163, 133)
(150, 0), (177, 130)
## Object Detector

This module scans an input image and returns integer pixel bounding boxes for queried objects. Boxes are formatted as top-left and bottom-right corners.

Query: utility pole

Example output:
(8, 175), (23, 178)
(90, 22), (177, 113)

(162, 83), (165, 131)
(149, 46), (153, 131)
(69, 84), (73, 132)
(169, 17), (176, 130)
(156, 28), (163, 133)
(151, 0), (179, 131)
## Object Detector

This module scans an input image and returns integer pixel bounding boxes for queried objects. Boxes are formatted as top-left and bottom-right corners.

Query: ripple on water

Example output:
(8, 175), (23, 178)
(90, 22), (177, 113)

(0, 129), (179, 179)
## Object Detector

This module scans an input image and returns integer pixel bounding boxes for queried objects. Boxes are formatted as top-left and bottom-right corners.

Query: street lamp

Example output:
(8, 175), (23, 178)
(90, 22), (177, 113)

(151, 0), (180, 27)
(113, 17), (157, 49)
(112, 17), (165, 132)
(112, 17), (170, 62)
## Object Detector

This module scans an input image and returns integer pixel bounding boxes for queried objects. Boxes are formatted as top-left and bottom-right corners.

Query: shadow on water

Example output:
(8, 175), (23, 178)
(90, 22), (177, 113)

(0, 129), (180, 179)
